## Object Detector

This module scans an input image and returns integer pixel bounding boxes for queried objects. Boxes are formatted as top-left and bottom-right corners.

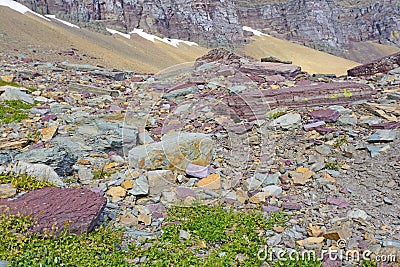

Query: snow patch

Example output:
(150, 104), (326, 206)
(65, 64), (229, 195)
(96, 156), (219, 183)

(106, 28), (131, 39)
(130, 28), (198, 47)
(0, 0), (50, 21)
(45, 15), (80, 28)
(243, 26), (269, 37)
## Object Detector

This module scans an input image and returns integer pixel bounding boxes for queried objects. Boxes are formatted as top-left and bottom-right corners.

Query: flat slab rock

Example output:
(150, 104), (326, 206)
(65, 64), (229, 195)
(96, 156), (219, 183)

(348, 51), (400, 76)
(0, 187), (106, 235)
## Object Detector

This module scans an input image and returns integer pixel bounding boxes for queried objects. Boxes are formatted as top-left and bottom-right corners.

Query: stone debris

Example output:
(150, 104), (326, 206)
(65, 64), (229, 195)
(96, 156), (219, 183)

(0, 47), (399, 266)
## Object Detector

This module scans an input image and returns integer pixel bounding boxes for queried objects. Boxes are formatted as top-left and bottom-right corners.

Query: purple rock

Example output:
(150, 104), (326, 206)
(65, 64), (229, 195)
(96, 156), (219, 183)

(310, 109), (340, 123)
(185, 163), (211, 178)
(326, 197), (350, 209)
(321, 254), (341, 267)
(282, 202), (302, 210)
(304, 121), (326, 131)
(41, 114), (57, 122)
(0, 187), (106, 235)
(152, 212), (165, 219)
(370, 122), (400, 129)
(262, 205), (281, 213)
(175, 187), (196, 199)
(146, 203), (166, 213)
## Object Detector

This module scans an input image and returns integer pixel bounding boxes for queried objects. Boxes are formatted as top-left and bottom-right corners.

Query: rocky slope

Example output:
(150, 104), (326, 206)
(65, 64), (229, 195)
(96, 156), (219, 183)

(16, 0), (400, 61)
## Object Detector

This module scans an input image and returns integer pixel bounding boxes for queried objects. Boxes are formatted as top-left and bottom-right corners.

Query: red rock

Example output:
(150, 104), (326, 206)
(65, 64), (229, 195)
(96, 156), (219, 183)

(370, 122), (400, 129)
(239, 62), (301, 79)
(309, 109), (340, 123)
(348, 51), (400, 76)
(0, 188), (106, 235)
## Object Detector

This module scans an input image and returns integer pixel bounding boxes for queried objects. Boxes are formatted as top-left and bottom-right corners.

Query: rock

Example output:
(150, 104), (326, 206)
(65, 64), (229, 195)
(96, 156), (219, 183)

(0, 187), (106, 234)
(196, 173), (221, 190)
(308, 224), (323, 237)
(268, 113), (302, 130)
(6, 161), (64, 187)
(185, 163), (211, 178)
(262, 185), (282, 197)
(261, 56), (292, 64)
(0, 86), (34, 104)
(368, 130), (396, 143)
(107, 186), (126, 200)
(179, 230), (191, 240)
(40, 126), (58, 142)
(129, 174), (149, 196)
(263, 173), (281, 186)
(338, 115), (357, 126)
(147, 170), (175, 196)
(282, 202), (302, 210)
(348, 51), (400, 76)
(267, 234), (282, 246)
(119, 213), (138, 227)
(249, 192), (269, 204)
(323, 227), (351, 241)
(77, 167), (94, 185)
(138, 214), (151, 226)
(326, 197), (350, 208)
(304, 121), (326, 131)
(367, 144), (391, 157)
(0, 261), (8, 267)
(128, 133), (213, 171)
(383, 197), (393, 205)
(309, 109), (340, 123)
(0, 184), (17, 199)
(315, 145), (332, 156)
(243, 176), (263, 190)
(175, 187), (196, 199)
(239, 62), (301, 79)
(14, 146), (77, 177)
(347, 209), (369, 221)
(121, 180), (134, 190)
(162, 86), (198, 100)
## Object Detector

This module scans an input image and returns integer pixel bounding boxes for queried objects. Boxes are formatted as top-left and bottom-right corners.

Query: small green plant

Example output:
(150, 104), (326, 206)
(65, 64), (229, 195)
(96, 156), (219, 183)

(0, 80), (20, 87)
(268, 111), (286, 119)
(128, 205), (319, 266)
(324, 161), (343, 171)
(332, 135), (349, 149)
(0, 100), (35, 124)
(0, 173), (54, 192)
(0, 213), (130, 266)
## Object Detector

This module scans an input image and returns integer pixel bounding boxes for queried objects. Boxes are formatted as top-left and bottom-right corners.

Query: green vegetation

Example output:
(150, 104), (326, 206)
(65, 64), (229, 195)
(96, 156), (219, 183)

(0, 173), (54, 192)
(0, 100), (35, 123)
(0, 204), (322, 266)
(324, 161), (343, 171)
(0, 213), (129, 266)
(332, 135), (349, 149)
(268, 111), (286, 119)
(0, 80), (20, 87)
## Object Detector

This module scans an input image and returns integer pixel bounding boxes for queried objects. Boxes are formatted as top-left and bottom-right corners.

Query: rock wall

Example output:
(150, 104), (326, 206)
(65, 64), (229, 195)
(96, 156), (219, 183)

(16, 0), (243, 47)
(15, 0), (400, 55)
(236, 0), (400, 57)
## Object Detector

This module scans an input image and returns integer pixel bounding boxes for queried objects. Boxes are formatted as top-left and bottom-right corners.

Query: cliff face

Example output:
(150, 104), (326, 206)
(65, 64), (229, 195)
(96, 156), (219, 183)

(236, 0), (400, 59)
(16, 0), (243, 47)
(15, 0), (400, 58)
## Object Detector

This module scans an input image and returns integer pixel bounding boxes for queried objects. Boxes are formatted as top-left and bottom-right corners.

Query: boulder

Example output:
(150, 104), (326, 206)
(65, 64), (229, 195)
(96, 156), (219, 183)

(128, 132), (213, 171)
(0, 187), (106, 235)
(348, 51), (400, 76)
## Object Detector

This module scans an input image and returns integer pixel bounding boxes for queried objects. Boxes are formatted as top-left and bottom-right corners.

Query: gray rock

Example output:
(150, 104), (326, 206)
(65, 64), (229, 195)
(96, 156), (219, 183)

(147, 170), (175, 196)
(267, 234), (282, 246)
(316, 145), (332, 156)
(383, 197), (393, 205)
(179, 230), (191, 240)
(0, 86), (34, 104)
(367, 144), (391, 157)
(262, 185), (283, 197)
(382, 240), (400, 248)
(5, 161), (64, 187)
(347, 209), (369, 221)
(338, 115), (358, 126)
(243, 176), (263, 190)
(138, 131), (154, 145)
(368, 130), (396, 143)
(268, 113), (302, 130)
(129, 174), (149, 196)
(128, 132), (213, 171)
(0, 260), (8, 267)
(263, 173), (281, 186)
(14, 146), (77, 177)
(162, 86), (198, 100)
(77, 167), (94, 185)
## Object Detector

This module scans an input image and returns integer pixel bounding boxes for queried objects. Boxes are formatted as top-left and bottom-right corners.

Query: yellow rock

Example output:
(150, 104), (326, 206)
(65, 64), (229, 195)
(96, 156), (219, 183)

(77, 159), (91, 165)
(273, 226), (285, 233)
(196, 173), (221, 190)
(249, 192), (270, 204)
(1, 74), (14, 83)
(104, 162), (118, 170)
(308, 224), (324, 237)
(322, 172), (336, 183)
(40, 126), (58, 142)
(107, 186), (126, 198)
(138, 214), (152, 226)
(121, 180), (134, 190)
(119, 213), (137, 226)
(306, 237), (325, 243)
(236, 189), (248, 204)
(270, 84), (280, 90)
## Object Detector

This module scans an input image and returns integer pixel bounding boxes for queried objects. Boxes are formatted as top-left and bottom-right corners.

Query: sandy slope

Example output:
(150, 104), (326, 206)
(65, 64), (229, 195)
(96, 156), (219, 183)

(0, 7), (207, 73)
(241, 35), (362, 76)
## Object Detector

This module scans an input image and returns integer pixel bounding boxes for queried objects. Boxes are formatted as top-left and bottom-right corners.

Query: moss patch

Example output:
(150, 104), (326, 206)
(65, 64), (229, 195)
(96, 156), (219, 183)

(0, 100), (35, 123)
(0, 173), (54, 192)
